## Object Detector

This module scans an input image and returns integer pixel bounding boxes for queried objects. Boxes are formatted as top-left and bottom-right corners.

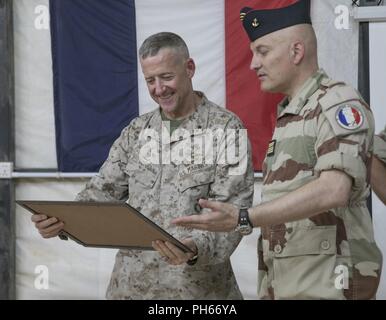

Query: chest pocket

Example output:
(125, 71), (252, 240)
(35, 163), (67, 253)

(124, 161), (160, 211)
(124, 160), (160, 190)
(178, 166), (215, 214)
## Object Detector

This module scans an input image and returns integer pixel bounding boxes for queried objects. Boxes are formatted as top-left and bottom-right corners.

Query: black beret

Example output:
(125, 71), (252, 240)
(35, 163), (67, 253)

(240, 0), (312, 42)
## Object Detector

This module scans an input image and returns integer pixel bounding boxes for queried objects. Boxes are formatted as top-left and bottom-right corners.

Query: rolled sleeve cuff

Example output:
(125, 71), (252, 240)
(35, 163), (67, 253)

(190, 231), (211, 266)
(190, 229), (241, 267)
(315, 151), (367, 192)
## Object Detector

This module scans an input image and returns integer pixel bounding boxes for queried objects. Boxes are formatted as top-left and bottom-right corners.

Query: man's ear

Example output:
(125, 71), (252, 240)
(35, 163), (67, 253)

(290, 41), (305, 65)
(186, 58), (196, 78)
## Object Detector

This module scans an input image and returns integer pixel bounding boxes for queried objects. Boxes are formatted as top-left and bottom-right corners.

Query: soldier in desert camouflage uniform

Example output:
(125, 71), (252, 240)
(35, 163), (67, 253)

(371, 126), (386, 204)
(174, 0), (382, 299)
(32, 32), (254, 299)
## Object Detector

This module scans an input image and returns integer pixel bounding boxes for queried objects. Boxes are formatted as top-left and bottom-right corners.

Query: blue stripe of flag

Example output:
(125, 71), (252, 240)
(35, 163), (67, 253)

(50, 0), (138, 172)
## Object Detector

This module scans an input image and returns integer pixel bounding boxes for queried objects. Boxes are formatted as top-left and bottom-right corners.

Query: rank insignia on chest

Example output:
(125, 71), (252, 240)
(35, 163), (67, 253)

(267, 140), (276, 157)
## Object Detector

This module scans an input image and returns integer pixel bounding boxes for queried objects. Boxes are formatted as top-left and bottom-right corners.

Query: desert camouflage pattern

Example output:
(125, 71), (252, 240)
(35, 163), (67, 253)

(374, 125), (386, 165)
(258, 70), (382, 300)
(76, 92), (254, 299)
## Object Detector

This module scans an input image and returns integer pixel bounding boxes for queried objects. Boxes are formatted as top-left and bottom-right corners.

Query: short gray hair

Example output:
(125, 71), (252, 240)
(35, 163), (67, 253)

(139, 32), (190, 60)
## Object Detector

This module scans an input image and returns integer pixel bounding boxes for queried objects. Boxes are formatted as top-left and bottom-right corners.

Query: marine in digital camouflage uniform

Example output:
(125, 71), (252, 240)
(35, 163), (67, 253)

(173, 0), (383, 300)
(76, 92), (254, 300)
(32, 32), (254, 300)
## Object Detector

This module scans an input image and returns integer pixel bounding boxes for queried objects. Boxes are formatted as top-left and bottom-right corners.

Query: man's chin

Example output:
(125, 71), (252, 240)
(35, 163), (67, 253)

(260, 82), (277, 93)
(160, 105), (176, 114)
(259, 83), (271, 93)
(159, 97), (177, 109)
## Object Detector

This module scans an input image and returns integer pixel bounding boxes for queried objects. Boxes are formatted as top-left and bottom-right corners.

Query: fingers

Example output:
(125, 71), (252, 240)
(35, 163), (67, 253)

(35, 216), (58, 230)
(31, 214), (48, 223)
(172, 199), (226, 227)
(32, 215), (64, 239)
(162, 242), (180, 261)
(152, 241), (192, 265)
(180, 223), (210, 231)
(39, 221), (65, 238)
(172, 213), (213, 230)
(153, 241), (179, 262)
(198, 198), (225, 211)
(180, 238), (198, 254)
(152, 240), (173, 259)
(172, 214), (205, 226)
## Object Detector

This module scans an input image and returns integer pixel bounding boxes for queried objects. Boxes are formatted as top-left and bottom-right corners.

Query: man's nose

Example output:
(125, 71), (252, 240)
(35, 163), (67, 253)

(250, 55), (261, 71)
(154, 79), (165, 95)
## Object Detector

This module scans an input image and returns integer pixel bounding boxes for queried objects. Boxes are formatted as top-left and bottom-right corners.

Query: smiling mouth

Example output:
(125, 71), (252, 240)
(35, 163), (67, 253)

(158, 94), (174, 101)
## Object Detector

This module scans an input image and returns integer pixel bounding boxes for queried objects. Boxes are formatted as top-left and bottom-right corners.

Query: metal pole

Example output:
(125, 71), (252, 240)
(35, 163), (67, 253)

(357, 4), (372, 215)
(11, 172), (96, 179)
(5, 172), (265, 179)
(0, 0), (15, 300)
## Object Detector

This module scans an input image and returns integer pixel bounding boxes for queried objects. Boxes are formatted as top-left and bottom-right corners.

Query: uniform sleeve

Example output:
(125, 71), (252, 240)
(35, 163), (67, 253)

(314, 102), (374, 201)
(374, 126), (386, 165)
(75, 126), (131, 202)
(190, 116), (255, 266)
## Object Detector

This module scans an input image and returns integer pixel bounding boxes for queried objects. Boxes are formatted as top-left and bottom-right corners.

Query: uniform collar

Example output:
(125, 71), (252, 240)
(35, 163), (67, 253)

(147, 91), (210, 144)
(277, 69), (327, 118)
(176, 91), (209, 133)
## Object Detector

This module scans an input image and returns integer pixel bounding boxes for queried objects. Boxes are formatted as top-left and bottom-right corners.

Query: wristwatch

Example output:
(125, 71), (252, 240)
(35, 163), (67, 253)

(186, 253), (198, 266)
(235, 208), (253, 236)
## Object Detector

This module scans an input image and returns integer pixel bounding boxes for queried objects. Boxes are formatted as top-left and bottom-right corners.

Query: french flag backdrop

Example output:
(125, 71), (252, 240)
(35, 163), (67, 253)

(49, 0), (292, 172)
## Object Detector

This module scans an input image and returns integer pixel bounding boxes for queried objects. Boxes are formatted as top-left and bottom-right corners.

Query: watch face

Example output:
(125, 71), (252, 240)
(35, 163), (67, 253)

(237, 225), (252, 236)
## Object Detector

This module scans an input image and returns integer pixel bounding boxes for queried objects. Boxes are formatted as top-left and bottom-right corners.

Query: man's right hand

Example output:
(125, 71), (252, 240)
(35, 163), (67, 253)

(31, 214), (64, 239)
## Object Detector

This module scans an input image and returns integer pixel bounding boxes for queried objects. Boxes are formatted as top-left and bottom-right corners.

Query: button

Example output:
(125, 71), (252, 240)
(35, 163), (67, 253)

(321, 240), (330, 250)
(274, 244), (282, 254)
(194, 203), (202, 213)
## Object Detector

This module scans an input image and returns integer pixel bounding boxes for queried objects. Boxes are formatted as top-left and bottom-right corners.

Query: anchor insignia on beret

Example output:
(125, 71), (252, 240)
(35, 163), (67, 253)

(252, 18), (260, 28)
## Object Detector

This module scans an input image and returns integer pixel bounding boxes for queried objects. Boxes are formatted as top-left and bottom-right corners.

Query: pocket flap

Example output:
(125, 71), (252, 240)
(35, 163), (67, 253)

(179, 168), (215, 193)
(124, 162), (159, 188)
(274, 226), (337, 258)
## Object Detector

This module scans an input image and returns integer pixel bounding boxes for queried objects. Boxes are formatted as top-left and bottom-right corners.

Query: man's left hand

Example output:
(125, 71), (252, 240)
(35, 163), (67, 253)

(172, 198), (239, 232)
(152, 238), (197, 266)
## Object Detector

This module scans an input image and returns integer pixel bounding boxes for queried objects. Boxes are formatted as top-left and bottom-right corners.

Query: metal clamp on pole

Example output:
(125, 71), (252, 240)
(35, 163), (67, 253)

(0, 162), (13, 179)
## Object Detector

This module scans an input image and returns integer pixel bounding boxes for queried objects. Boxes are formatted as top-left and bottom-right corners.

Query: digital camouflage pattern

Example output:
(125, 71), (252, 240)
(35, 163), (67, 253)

(76, 92), (254, 299)
(374, 125), (386, 165)
(259, 70), (383, 300)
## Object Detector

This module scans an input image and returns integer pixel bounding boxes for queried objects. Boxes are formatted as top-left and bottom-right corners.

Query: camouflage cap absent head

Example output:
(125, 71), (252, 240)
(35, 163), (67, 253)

(240, 0), (312, 42)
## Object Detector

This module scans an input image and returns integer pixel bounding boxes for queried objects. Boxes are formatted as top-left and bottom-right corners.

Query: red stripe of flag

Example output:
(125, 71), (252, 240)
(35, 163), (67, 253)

(225, 0), (295, 171)
(352, 107), (361, 124)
